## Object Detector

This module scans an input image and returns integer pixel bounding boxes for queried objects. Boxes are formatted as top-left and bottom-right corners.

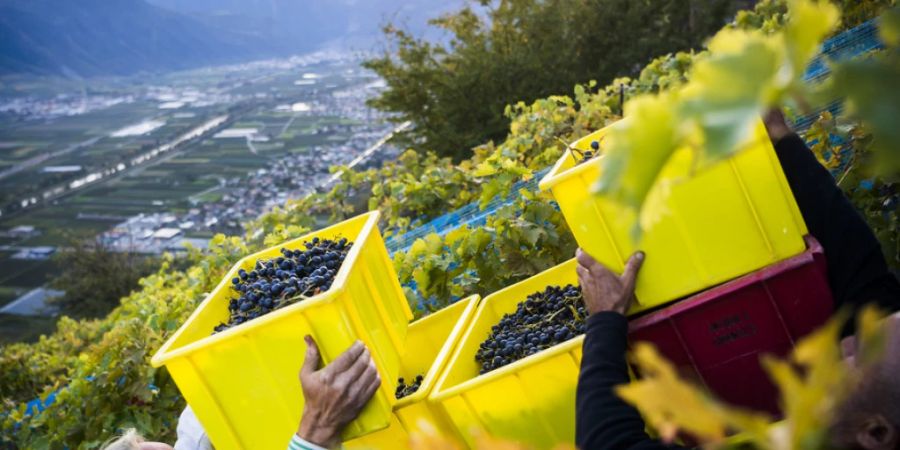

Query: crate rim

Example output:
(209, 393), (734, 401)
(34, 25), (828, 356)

(430, 257), (584, 402)
(395, 294), (481, 408)
(150, 211), (383, 368)
(537, 133), (607, 193)
(430, 334), (584, 402)
(538, 115), (771, 194)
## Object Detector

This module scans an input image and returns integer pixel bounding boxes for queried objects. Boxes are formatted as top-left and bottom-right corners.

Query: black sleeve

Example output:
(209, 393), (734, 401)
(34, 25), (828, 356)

(774, 134), (900, 335)
(576, 312), (683, 450)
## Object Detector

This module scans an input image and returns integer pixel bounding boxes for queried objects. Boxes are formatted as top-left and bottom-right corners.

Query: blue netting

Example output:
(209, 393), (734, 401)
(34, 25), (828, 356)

(384, 168), (550, 252)
(385, 19), (883, 255)
(793, 18), (884, 130)
(804, 18), (883, 82)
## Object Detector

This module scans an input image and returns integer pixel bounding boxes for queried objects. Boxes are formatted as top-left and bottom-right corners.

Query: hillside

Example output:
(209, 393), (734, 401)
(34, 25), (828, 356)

(144, 0), (456, 51)
(0, 0), (271, 77)
(0, 0), (457, 77)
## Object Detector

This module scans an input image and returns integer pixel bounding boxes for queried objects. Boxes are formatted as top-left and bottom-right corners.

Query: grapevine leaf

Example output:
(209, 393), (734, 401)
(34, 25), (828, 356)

(595, 94), (679, 212)
(480, 179), (503, 208)
(409, 238), (427, 256)
(473, 161), (498, 177)
(412, 266), (430, 291)
(830, 49), (900, 172)
(679, 29), (782, 164)
(880, 7), (900, 47)
(520, 224), (544, 246)
(423, 233), (444, 254)
(784, 0), (840, 82)
(761, 312), (850, 450)
(616, 343), (771, 444)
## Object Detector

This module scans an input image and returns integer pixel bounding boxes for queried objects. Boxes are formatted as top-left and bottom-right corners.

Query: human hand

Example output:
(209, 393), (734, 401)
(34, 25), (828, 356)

(297, 336), (381, 448)
(763, 108), (793, 145)
(575, 249), (644, 316)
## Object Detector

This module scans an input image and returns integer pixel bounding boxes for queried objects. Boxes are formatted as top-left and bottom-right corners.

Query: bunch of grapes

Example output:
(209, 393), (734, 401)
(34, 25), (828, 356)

(571, 140), (601, 165)
(213, 237), (352, 333)
(475, 284), (587, 374)
(395, 374), (424, 399)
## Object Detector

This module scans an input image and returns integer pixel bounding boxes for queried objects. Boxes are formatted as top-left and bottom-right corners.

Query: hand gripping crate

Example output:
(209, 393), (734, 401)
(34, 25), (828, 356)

(538, 119), (808, 313)
(151, 211), (413, 450)
(346, 295), (481, 449)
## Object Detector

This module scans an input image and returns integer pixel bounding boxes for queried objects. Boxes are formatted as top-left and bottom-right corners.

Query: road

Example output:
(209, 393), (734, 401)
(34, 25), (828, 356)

(0, 288), (62, 316)
(279, 113), (299, 136)
(245, 135), (259, 155)
(324, 121), (412, 185)
(1, 114), (231, 219)
(0, 136), (102, 182)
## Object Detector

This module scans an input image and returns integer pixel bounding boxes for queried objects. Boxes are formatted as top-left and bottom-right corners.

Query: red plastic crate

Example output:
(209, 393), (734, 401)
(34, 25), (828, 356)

(627, 236), (833, 415)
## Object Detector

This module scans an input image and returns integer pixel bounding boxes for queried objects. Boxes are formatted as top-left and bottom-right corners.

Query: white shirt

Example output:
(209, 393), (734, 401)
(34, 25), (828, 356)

(173, 406), (327, 450)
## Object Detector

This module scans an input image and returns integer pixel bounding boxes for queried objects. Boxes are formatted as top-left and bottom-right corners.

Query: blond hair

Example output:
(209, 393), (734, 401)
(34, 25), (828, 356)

(101, 428), (145, 450)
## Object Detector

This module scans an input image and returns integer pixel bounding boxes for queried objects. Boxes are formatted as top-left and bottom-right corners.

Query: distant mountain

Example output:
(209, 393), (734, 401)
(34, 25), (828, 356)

(0, 0), (277, 77)
(144, 0), (458, 52)
(0, 0), (457, 78)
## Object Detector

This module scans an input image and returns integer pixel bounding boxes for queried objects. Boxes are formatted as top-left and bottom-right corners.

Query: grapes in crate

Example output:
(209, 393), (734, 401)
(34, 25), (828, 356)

(475, 284), (587, 374)
(395, 374), (424, 399)
(213, 237), (352, 333)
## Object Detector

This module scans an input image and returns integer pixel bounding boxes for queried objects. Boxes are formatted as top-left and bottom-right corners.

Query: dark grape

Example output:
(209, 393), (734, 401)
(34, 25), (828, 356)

(395, 374), (425, 399)
(212, 237), (353, 334)
(475, 284), (587, 374)
(571, 140), (601, 165)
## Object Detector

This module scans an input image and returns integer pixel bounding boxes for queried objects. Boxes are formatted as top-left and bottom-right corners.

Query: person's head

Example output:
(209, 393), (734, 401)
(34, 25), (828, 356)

(830, 313), (900, 450)
(101, 428), (173, 450)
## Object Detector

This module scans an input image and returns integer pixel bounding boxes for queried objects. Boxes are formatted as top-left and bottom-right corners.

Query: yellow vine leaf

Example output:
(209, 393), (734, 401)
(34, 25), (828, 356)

(761, 316), (847, 450)
(424, 233), (445, 254)
(783, 0), (841, 83)
(879, 7), (900, 47)
(855, 305), (890, 368)
(679, 29), (783, 165)
(593, 0), (841, 240)
(595, 94), (679, 214)
(620, 307), (890, 450)
(616, 343), (771, 445)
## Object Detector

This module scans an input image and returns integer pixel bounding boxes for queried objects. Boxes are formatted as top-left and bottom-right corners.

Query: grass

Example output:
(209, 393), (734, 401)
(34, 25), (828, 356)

(0, 285), (25, 308)
(0, 256), (59, 290)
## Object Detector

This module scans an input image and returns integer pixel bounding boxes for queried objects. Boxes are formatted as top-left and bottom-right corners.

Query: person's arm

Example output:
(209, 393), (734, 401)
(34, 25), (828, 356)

(575, 250), (682, 450)
(173, 406), (212, 450)
(288, 434), (328, 450)
(294, 336), (381, 449)
(764, 110), (900, 335)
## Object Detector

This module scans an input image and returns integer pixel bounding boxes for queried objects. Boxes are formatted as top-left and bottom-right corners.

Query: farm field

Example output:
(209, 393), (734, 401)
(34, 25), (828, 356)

(0, 57), (390, 302)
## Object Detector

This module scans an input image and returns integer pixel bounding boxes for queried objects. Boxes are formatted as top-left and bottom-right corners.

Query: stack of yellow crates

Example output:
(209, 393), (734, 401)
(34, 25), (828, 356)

(153, 117), (810, 449)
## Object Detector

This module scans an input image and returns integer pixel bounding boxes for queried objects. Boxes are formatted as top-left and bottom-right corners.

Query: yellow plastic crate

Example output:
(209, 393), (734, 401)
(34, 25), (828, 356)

(538, 119), (807, 313)
(430, 259), (584, 449)
(151, 211), (413, 450)
(346, 295), (481, 449)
